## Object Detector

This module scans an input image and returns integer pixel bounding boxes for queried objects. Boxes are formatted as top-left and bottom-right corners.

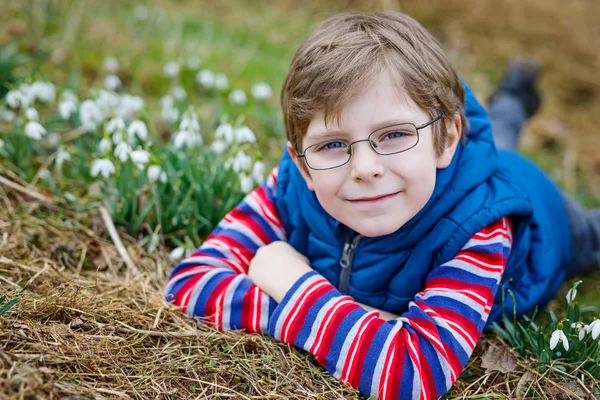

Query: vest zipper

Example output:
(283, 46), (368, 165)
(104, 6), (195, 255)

(338, 229), (362, 294)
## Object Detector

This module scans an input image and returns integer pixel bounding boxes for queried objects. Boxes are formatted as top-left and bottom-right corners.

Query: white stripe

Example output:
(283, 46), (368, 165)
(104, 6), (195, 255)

(421, 308), (473, 355)
(371, 321), (404, 397)
(272, 275), (322, 339)
(471, 227), (508, 239)
(420, 287), (487, 304)
(417, 291), (486, 317)
(218, 218), (266, 247)
(455, 254), (504, 271)
(444, 259), (502, 279)
(305, 296), (353, 353)
(282, 280), (329, 342)
(185, 269), (223, 317)
(334, 311), (376, 379)
(340, 312), (378, 382)
(221, 274), (245, 330)
(260, 292), (271, 333)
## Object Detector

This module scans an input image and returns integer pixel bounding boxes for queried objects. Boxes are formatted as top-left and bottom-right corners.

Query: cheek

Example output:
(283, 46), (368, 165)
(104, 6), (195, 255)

(310, 171), (345, 204)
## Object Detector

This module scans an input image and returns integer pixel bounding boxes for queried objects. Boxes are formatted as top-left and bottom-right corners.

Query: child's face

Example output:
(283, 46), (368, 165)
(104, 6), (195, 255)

(289, 71), (461, 237)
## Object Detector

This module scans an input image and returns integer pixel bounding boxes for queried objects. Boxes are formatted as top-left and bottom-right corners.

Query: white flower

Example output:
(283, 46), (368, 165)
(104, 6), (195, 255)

(103, 56), (119, 72)
(160, 95), (174, 109)
(133, 4), (150, 20)
(234, 125), (256, 143)
(24, 121), (46, 140)
(94, 90), (120, 115)
(173, 130), (202, 148)
(179, 117), (200, 134)
(173, 85), (187, 100)
(229, 150), (252, 173)
(210, 140), (227, 154)
(163, 61), (180, 78)
(127, 120), (148, 143)
(129, 149), (151, 166)
(215, 123), (234, 144)
(147, 165), (167, 183)
(47, 132), (60, 146)
(17, 84), (34, 108)
(56, 148), (71, 167)
(1, 109), (15, 122)
(25, 107), (39, 122)
(239, 172), (254, 194)
(91, 158), (116, 179)
(215, 73), (229, 90)
(549, 328), (569, 351)
(58, 100), (77, 120)
(107, 117), (126, 134)
(114, 142), (132, 162)
(589, 320), (600, 340)
(228, 89), (247, 105)
(161, 107), (179, 124)
(0, 139), (4, 150)
(251, 82), (272, 100)
(117, 94), (144, 120)
(566, 287), (577, 304)
(252, 161), (266, 183)
(104, 75), (122, 91)
(79, 100), (104, 132)
(168, 246), (185, 262)
(98, 137), (112, 154)
(6, 90), (23, 109)
(196, 69), (215, 89)
(61, 90), (78, 103)
(31, 81), (56, 104)
(574, 323), (587, 341)
(186, 56), (201, 70)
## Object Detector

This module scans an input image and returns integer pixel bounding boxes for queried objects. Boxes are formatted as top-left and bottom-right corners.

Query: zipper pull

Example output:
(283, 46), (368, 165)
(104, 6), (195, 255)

(340, 242), (353, 268)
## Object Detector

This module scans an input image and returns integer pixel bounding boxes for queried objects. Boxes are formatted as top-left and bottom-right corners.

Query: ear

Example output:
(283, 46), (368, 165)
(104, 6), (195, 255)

(436, 114), (462, 169)
(287, 141), (315, 191)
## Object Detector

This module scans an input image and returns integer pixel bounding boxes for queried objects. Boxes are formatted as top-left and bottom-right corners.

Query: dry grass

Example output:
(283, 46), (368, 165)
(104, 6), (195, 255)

(1, 174), (598, 400)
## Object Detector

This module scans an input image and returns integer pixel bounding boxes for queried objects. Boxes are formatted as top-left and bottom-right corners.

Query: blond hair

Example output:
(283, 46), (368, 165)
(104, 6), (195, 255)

(281, 11), (468, 157)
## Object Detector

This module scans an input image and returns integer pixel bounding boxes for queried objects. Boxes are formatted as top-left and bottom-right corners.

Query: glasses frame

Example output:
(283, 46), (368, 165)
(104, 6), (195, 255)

(295, 114), (444, 170)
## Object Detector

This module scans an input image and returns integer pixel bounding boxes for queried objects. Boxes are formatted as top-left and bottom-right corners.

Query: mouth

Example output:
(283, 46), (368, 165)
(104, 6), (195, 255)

(348, 191), (401, 203)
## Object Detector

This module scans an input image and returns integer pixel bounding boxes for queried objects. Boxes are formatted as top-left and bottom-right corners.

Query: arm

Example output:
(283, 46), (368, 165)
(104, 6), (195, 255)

(163, 168), (286, 334)
(265, 217), (512, 399)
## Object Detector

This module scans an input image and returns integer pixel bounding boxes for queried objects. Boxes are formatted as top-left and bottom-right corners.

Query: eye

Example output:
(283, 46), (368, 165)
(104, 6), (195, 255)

(315, 141), (347, 151)
(381, 130), (412, 141)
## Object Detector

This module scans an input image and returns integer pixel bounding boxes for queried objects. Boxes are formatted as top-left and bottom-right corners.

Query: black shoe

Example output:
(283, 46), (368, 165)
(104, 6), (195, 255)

(489, 58), (542, 118)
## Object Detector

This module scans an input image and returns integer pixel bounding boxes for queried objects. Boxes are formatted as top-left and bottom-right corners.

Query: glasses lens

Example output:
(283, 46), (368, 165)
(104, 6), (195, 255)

(304, 141), (350, 170)
(370, 124), (418, 155)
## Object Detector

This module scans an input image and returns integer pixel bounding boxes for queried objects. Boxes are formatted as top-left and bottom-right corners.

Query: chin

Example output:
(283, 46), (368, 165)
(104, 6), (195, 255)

(350, 220), (403, 238)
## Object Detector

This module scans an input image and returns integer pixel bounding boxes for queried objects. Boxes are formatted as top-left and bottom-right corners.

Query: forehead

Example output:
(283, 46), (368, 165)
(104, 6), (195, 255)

(305, 72), (425, 141)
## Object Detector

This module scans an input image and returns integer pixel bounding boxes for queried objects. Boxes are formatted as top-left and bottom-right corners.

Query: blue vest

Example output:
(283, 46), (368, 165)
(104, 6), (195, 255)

(275, 84), (572, 325)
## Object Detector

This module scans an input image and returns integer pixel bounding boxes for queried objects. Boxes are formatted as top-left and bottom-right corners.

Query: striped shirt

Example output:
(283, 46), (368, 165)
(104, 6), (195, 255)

(164, 167), (512, 399)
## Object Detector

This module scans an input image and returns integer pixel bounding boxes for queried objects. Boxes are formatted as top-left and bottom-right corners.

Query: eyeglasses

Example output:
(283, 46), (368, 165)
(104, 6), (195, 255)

(295, 115), (443, 170)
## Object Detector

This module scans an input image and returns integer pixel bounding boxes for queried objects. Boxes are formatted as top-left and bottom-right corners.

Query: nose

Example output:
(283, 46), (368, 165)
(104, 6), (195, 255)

(349, 140), (384, 181)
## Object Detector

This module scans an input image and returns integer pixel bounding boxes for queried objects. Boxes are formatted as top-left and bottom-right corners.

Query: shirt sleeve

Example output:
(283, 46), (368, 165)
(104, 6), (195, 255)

(164, 167), (286, 334)
(268, 217), (513, 400)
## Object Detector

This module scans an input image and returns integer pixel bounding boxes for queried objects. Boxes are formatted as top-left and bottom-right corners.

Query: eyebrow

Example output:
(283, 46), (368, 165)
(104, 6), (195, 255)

(306, 117), (417, 143)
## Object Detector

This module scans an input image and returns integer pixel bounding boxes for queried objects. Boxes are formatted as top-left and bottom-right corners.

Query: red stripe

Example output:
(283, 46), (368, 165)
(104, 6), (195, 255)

(425, 277), (492, 307)
(345, 316), (386, 387)
(311, 300), (361, 364)
(203, 274), (235, 327)
(422, 303), (481, 345)
(252, 185), (283, 229)
(282, 280), (332, 344)
(226, 207), (271, 245)
(384, 330), (406, 400)
(171, 274), (204, 313)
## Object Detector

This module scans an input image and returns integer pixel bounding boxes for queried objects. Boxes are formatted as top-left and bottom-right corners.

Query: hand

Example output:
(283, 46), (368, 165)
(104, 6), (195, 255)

(248, 241), (313, 303)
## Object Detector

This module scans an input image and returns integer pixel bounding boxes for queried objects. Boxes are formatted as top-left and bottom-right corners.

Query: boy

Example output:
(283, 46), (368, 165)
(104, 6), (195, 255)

(164, 12), (600, 399)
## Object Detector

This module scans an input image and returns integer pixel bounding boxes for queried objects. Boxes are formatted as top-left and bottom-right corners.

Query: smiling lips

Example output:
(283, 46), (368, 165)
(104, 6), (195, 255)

(348, 191), (401, 203)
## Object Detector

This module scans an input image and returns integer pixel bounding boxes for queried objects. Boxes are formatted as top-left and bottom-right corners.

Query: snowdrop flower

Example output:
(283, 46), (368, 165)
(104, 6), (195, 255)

(160, 95), (174, 109)
(169, 246), (185, 262)
(239, 172), (254, 194)
(58, 100), (77, 120)
(104, 75), (122, 91)
(215, 123), (234, 144)
(24, 121), (46, 140)
(566, 287), (577, 304)
(228, 89), (247, 105)
(61, 90), (78, 103)
(1, 109), (15, 122)
(133, 4), (150, 21)
(161, 107), (179, 124)
(251, 82), (272, 100)
(95, 90), (120, 115)
(234, 125), (256, 143)
(173, 85), (187, 100)
(147, 165), (167, 183)
(56, 147), (71, 167)
(589, 319), (600, 340)
(196, 69), (215, 89)
(47, 132), (60, 147)
(210, 140), (227, 154)
(173, 130), (202, 148)
(31, 81), (56, 104)
(163, 61), (180, 78)
(549, 326), (569, 351)
(215, 73), (229, 91)
(91, 158), (116, 179)
(117, 94), (144, 120)
(229, 150), (252, 172)
(107, 117), (126, 134)
(17, 84), (34, 108)
(0, 139), (4, 150)
(179, 116), (200, 134)
(127, 120), (148, 143)
(114, 142), (132, 162)
(252, 161), (266, 183)
(79, 100), (104, 132)
(25, 107), (39, 122)
(130, 149), (151, 166)
(6, 90), (23, 109)
(186, 56), (201, 70)
(573, 323), (587, 341)
(103, 56), (119, 72)
(98, 137), (112, 154)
